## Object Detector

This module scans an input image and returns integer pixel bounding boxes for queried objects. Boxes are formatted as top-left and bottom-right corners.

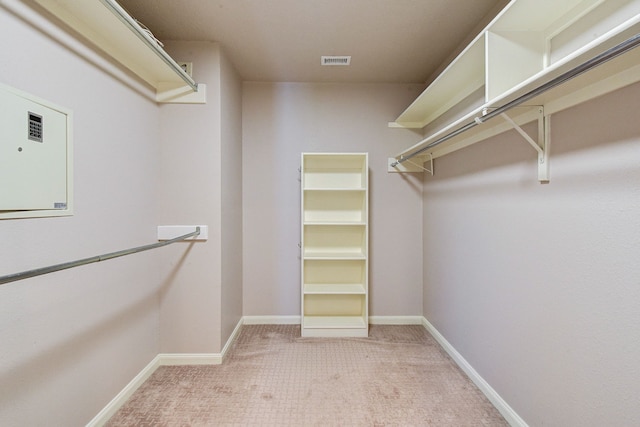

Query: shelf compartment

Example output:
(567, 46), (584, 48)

(391, 34), (486, 129)
(547, 0), (640, 65)
(304, 259), (366, 285)
(390, 0), (640, 179)
(486, 30), (546, 101)
(302, 316), (368, 337)
(485, 0), (640, 102)
(303, 294), (366, 317)
(303, 190), (366, 223)
(489, 0), (587, 32)
(302, 154), (367, 189)
(303, 225), (366, 258)
(303, 259), (366, 294)
(303, 293), (367, 336)
(391, 0), (640, 130)
(484, 0), (581, 102)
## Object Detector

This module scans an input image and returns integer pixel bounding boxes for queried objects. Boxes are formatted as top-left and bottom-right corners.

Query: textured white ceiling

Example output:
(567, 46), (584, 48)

(117, 0), (507, 83)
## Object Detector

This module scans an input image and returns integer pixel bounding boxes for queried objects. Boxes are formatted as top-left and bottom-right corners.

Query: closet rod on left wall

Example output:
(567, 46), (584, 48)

(0, 227), (200, 286)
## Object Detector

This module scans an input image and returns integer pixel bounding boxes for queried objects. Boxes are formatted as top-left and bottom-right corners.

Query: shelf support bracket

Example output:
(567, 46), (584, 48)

(388, 153), (433, 174)
(499, 107), (549, 182)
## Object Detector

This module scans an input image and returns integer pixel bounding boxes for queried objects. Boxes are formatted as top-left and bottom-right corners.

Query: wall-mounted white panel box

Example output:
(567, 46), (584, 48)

(0, 84), (72, 219)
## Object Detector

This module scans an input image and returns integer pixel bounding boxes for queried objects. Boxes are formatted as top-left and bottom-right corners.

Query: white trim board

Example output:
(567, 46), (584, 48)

(220, 317), (244, 360)
(157, 317), (245, 365)
(421, 317), (528, 427)
(242, 315), (301, 325)
(86, 355), (161, 427)
(369, 315), (423, 325)
(242, 315), (424, 325)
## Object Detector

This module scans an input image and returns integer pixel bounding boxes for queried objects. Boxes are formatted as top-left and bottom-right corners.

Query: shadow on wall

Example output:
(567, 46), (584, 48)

(423, 82), (640, 185)
(426, 122), (537, 182)
(159, 243), (197, 294)
(0, 287), (158, 418)
(1, 1), (157, 103)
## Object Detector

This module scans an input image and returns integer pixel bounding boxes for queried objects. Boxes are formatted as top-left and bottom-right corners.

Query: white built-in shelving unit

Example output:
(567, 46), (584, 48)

(301, 153), (368, 337)
(389, 0), (640, 180)
(31, 0), (205, 103)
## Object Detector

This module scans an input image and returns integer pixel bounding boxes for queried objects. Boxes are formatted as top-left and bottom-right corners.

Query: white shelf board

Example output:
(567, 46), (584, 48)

(390, 0), (640, 135)
(392, 34), (486, 128)
(303, 221), (367, 226)
(303, 316), (367, 329)
(303, 253), (366, 260)
(303, 188), (366, 192)
(303, 187), (366, 191)
(32, 0), (204, 103)
(489, 0), (589, 32)
(303, 284), (366, 294)
(393, 19), (640, 164)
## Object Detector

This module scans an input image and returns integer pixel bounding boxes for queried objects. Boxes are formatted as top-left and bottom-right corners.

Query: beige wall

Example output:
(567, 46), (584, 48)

(0, 4), (162, 426)
(6, 2), (637, 425)
(220, 45), (244, 344)
(159, 41), (243, 353)
(157, 41), (223, 354)
(422, 82), (640, 425)
(0, 11), (243, 426)
(242, 82), (425, 318)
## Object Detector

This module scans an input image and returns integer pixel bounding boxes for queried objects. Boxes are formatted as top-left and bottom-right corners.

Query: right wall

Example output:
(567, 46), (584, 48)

(422, 81), (640, 426)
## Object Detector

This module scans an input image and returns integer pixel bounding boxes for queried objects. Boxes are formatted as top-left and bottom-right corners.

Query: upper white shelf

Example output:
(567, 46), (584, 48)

(32, 0), (205, 103)
(390, 0), (640, 169)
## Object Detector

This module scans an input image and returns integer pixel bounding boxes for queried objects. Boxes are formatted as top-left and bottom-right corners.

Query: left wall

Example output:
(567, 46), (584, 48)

(0, 3), (161, 425)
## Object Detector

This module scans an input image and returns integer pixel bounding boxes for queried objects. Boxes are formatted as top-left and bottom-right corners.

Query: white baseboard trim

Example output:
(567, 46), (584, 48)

(220, 316), (244, 361)
(86, 354), (161, 427)
(369, 315), (424, 325)
(88, 318), (244, 426)
(242, 315), (425, 325)
(157, 352), (222, 365)
(242, 315), (301, 325)
(421, 317), (528, 427)
(157, 317), (244, 365)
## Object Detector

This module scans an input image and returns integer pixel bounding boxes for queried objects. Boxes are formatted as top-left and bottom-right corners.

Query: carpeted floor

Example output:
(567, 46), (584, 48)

(106, 324), (508, 426)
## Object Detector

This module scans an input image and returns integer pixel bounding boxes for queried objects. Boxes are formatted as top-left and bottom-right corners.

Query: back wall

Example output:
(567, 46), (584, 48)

(242, 82), (425, 319)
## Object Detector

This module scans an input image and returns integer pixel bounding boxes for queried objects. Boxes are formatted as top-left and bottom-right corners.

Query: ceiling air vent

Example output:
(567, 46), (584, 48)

(321, 56), (351, 66)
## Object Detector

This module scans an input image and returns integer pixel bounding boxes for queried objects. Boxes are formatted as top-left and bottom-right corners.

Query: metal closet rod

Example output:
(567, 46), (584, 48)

(391, 32), (640, 168)
(0, 227), (200, 286)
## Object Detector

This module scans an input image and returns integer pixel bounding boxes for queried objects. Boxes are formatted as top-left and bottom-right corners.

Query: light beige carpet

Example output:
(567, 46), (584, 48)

(106, 324), (508, 426)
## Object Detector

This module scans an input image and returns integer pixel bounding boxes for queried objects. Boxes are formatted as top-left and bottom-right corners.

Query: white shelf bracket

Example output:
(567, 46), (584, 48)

(499, 107), (549, 182)
(388, 153), (433, 175)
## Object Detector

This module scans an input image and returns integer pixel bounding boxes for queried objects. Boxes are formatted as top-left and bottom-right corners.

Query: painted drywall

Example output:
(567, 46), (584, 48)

(157, 41), (224, 353)
(220, 48), (243, 342)
(157, 41), (242, 353)
(422, 82), (640, 425)
(0, 3), (162, 426)
(242, 82), (424, 318)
